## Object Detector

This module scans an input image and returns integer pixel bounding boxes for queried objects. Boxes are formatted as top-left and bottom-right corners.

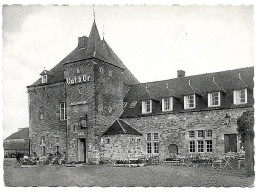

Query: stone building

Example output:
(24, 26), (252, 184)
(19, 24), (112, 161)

(4, 127), (29, 157)
(27, 20), (254, 163)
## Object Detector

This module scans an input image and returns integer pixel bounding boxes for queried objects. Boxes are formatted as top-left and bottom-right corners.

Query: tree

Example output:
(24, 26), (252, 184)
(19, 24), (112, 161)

(237, 110), (254, 176)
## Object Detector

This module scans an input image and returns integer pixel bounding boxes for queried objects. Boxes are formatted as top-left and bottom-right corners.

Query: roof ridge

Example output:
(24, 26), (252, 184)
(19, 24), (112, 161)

(130, 66), (254, 86)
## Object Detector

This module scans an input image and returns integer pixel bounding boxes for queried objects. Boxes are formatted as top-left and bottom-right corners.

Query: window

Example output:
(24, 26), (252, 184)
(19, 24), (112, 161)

(55, 137), (59, 144)
(208, 92), (220, 107)
(79, 87), (82, 94)
(42, 146), (46, 156)
(146, 133), (152, 141)
(129, 101), (137, 108)
(130, 138), (135, 144)
(76, 68), (81, 74)
(197, 140), (204, 152)
(108, 70), (113, 77)
(188, 131), (195, 138)
(147, 143), (152, 153)
(206, 140), (213, 152)
(233, 89), (247, 105)
(42, 75), (47, 84)
(153, 133), (159, 141)
(55, 146), (60, 153)
(142, 100), (152, 114)
(106, 138), (110, 144)
(99, 67), (104, 74)
(162, 97), (173, 111)
(205, 130), (212, 138)
(197, 130), (204, 138)
(41, 137), (45, 145)
(123, 102), (127, 108)
(40, 113), (44, 120)
(60, 102), (67, 121)
(137, 139), (141, 146)
(154, 142), (159, 153)
(146, 133), (159, 154)
(189, 141), (195, 153)
(184, 94), (195, 109)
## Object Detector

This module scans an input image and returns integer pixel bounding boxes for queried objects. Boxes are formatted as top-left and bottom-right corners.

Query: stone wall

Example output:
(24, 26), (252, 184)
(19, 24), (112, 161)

(64, 59), (125, 162)
(122, 107), (253, 158)
(28, 82), (67, 157)
(102, 134), (143, 161)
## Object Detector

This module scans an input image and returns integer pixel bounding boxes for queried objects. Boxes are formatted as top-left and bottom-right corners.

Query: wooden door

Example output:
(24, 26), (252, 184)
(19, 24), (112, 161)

(224, 134), (237, 153)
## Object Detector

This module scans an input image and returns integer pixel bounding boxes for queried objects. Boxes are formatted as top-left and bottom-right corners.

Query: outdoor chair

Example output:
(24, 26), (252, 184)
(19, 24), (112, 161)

(212, 155), (224, 170)
(238, 151), (245, 169)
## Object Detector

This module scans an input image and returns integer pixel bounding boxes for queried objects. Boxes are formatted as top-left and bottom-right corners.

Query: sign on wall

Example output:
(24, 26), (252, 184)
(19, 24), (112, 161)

(66, 75), (90, 85)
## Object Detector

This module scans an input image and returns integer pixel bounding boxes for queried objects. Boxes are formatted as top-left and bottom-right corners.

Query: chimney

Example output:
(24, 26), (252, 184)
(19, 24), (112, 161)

(78, 36), (87, 49)
(177, 70), (185, 78)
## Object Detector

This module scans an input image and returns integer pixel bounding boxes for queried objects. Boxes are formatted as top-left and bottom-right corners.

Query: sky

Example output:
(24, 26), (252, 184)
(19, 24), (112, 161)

(2, 4), (254, 139)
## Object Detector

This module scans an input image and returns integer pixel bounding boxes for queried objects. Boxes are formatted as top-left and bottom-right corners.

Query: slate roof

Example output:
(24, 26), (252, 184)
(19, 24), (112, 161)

(121, 67), (254, 118)
(5, 127), (29, 140)
(4, 140), (29, 151)
(4, 128), (29, 151)
(28, 21), (139, 87)
(102, 120), (142, 136)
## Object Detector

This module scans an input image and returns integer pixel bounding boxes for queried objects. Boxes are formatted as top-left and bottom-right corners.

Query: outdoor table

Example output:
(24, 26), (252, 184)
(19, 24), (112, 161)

(223, 154), (235, 169)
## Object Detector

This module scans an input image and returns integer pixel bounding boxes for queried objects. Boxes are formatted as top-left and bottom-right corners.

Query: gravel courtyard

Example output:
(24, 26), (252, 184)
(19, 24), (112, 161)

(4, 158), (254, 187)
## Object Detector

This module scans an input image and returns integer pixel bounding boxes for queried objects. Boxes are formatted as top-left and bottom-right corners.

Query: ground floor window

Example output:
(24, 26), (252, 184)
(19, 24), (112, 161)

(197, 140), (204, 152)
(147, 143), (152, 153)
(189, 141), (195, 153)
(154, 142), (159, 153)
(206, 140), (213, 152)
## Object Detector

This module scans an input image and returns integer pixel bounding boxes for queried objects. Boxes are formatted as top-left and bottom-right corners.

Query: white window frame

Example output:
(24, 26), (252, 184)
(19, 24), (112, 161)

(208, 92), (220, 107)
(60, 102), (67, 121)
(162, 97), (173, 112)
(142, 100), (152, 114)
(42, 75), (47, 84)
(188, 130), (195, 138)
(184, 94), (196, 109)
(146, 132), (159, 154)
(189, 140), (196, 153)
(233, 88), (247, 105)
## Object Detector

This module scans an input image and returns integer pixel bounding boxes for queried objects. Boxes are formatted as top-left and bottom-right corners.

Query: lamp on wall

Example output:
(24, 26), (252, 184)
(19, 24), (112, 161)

(78, 114), (88, 128)
(224, 114), (231, 127)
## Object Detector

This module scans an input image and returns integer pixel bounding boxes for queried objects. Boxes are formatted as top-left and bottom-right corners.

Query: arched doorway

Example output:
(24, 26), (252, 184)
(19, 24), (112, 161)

(168, 144), (178, 156)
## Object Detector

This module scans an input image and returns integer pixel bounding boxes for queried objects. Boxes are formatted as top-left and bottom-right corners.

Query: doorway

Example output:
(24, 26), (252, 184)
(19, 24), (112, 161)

(78, 138), (86, 162)
(168, 144), (178, 156)
(224, 134), (237, 153)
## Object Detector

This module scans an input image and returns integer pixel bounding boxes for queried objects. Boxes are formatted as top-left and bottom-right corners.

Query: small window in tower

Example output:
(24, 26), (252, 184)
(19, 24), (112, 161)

(99, 67), (104, 74)
(108, 70), (113, 77)
(79, 87), (82, 94)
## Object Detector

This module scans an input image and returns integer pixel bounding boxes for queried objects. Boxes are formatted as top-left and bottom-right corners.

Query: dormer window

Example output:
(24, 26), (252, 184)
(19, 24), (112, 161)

(233, 88), (247, 105)
(129, 101), (137, 108)
(162, 97), (173, 111)
(42, 75), (47, 84)
(142, 100), (152, 114)
(208, 92), (220, 107)
(184, 94), (195, 109)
